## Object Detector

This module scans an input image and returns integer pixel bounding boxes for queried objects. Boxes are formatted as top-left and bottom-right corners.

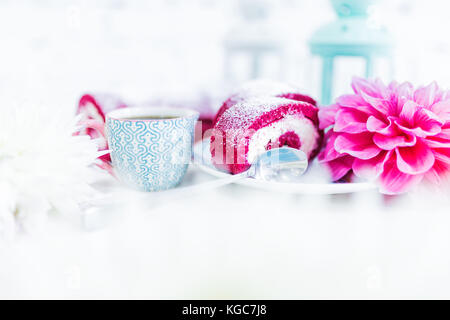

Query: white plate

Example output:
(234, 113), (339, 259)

(193, 138), (377, 195)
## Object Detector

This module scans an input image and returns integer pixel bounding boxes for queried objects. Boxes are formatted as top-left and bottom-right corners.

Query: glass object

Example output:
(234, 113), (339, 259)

(253, 147), (308, 182)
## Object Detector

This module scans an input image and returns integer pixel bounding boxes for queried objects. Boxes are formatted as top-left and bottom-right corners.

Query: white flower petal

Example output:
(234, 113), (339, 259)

(0, 103), (102, 235)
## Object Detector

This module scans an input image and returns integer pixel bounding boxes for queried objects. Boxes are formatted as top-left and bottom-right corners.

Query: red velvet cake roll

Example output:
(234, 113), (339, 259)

(211, 96), (322, 174)
(213, 79), (317, 125)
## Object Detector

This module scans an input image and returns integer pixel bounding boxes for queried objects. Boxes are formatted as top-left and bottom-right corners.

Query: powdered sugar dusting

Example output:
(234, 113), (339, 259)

(213, 79), (316, 125)
(216, 96), (297, 131)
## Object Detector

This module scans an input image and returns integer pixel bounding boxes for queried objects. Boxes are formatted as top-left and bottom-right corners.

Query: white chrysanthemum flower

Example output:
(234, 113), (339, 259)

(0, 104), (104, 239)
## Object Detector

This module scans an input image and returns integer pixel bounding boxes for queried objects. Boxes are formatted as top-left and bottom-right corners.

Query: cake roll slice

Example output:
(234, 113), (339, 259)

(211, 97), (322, 174)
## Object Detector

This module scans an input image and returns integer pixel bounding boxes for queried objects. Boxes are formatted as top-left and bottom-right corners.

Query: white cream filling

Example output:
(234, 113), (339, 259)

(247, 115), (319, 164)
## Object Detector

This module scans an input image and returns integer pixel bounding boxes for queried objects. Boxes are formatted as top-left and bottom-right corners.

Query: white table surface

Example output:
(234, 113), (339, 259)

(1, 166), (450, 299)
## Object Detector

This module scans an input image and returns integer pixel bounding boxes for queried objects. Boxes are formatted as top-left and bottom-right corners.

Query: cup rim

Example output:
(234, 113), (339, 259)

(106, 106), (199, 121)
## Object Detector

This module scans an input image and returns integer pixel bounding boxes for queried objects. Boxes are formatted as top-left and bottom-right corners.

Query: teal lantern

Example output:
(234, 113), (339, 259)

(309, 0), (394, 105)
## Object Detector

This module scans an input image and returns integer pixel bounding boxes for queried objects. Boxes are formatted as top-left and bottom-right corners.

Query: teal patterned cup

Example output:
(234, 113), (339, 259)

(106, 107), (199, 192)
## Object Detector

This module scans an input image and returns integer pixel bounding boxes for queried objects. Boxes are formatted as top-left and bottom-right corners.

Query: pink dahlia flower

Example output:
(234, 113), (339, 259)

(319, 77), (450, 194)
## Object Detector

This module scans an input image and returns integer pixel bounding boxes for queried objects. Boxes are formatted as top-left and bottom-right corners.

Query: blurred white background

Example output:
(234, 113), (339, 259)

(2, 0), (450, 107)
(2, 0), (450, 299)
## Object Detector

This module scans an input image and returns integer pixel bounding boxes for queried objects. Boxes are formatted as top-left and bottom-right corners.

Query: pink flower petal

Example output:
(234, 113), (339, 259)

(396, 125), (432, 138)
(324, 155), (354, 181)
(387, 80), (399, 91)
(414, 81), (439, 107)
(424, 137), (450, 148)
(318, 131), (341, 162)
(359, 90), (393, 114)
(440, 128), (450, 139)
(396, 139), (435, 174)
(352, 150), (392, 180)
(413, 108), (443, 134)
(399, 101), (418, 126)
(425, 129), (450, 148)
(336, 94), (374, 115)
(334, 133), (381, 160)
(373, 132), (416, 150)
(427, 150), (450, 184)
(394, 81), (414, 99)
(352, 77), (383, 98)
(396, 109), (442, 138)
(366, 116), (386, 131)
(379, 157), (423, 194)
(373, 78), (390, 97)
(431, 99), (450, 122)
(319, 133), (354, 181)
(366, 116), (396, 135)
(334, 108), (368, 133)
(425, 159), (450, 185)
(318, 104), (339, 129)
(442, 90), (450, 101)
(433, 148), (450, 164)
(392, 82), (414, 114)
